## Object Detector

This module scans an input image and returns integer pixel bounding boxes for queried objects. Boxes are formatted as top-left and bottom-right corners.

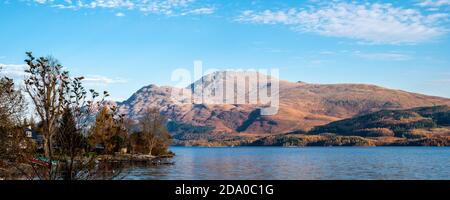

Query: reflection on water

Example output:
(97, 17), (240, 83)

(122, 147), (450, 180)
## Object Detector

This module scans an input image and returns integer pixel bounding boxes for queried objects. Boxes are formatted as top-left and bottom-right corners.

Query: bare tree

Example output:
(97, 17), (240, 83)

(138, 107), (171, 156)
(67, 77), (109, 134)
(23, 52), (69, 160)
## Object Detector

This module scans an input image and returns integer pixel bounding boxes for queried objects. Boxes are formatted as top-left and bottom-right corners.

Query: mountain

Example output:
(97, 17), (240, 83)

(249, 105), (450, 146)
(115, 71), (450, 144)
(310, 105), (450, 137)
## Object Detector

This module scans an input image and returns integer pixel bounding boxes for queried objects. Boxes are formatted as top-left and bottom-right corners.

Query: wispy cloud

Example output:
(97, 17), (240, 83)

(0, 63), (27, 79)
(28, 0), (214, 16)
(1, 63), (126, 86)
(82, 75), (127, 86)
(32, 0), (51, 4)
(180, 7), (214, 16)
(417, 0), (450, 7)
(115, 12), (125, 17)
(236, 2), (449, 44)
(353, 52), (412, 61)
(312, 50), (413, 61)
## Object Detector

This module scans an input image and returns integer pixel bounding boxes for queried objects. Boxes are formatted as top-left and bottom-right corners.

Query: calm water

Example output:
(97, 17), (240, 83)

(123, 147), (450, 180)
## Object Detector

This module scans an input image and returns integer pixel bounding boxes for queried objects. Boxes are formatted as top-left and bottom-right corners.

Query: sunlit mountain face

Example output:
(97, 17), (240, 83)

(115, 71), (450, 145)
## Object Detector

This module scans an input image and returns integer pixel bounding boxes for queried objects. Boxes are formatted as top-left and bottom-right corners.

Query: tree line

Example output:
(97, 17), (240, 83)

(0, 52), (171, 180)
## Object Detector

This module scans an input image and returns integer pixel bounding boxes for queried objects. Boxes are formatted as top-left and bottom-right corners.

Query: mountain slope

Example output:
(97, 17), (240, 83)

(310, 105), (450, 137)
(249, 105), (450, 146)
(116, 71), (450, 142)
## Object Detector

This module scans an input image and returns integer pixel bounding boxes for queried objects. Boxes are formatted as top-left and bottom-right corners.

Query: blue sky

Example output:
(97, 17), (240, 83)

(1, 0), (450, 101)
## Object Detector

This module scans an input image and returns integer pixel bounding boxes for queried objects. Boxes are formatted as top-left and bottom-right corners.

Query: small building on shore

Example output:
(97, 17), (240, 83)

(24, 126), (44, 150)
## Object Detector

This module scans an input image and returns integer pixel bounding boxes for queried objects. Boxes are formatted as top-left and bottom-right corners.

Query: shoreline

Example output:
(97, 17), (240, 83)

(173, 134), (450, 147)
(97, 153), (175, 164)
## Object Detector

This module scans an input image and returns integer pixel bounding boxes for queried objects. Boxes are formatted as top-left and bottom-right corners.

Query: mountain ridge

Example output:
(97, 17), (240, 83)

(114, 71), (450, 144)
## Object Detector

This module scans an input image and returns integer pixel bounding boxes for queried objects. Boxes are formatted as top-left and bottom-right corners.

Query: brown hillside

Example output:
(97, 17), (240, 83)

(116, 71), (450, 138)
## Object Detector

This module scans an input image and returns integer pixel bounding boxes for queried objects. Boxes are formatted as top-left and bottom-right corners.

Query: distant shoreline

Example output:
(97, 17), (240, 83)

(172, 135), (450, 147)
